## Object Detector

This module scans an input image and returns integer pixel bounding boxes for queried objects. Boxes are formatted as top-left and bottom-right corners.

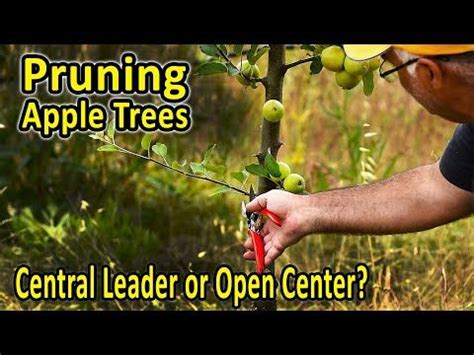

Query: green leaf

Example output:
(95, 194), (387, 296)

(106, 119), (115, 140)
(217, 44), (227, 55)
(233, 44), (243, 56)
(202, 144), (216, 164)
(97, 145), (119, 152)
(204, 163), (225, 176)
(362, 70), (374, 97)
(208, 186), (232, 197)
(172, 160), (187, 170)
(301, 44), (316, 52)
(313, 45), (327, 55)
(226, 63), (240, 76)
(310, 56), (323, 75)
(264, 152), (280, 177)
(246, 44), (258, 64)
(230, 170), (249, 184)
(245, 164), (269, 178)
(248, 46), (269, 65)
(199, 45), (219, 57)
(196, 62), (227, 76)
(89, 134), (102, 140)
(141, 133), (153, 150)
(190, 162), (206, 175)
(152, 143), (167, 158)
(248, 44), (258, 55)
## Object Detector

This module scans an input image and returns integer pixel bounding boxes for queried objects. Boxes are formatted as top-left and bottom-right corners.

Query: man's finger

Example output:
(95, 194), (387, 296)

(264, 234), (272, 243)
(265, 246), (283, 267)
(264, 240), (273, 253)
(246, 193), (268, 213)
(243, 251), (255, 260)
(260, 224), (270, 236)
(244, 238), (254, 250)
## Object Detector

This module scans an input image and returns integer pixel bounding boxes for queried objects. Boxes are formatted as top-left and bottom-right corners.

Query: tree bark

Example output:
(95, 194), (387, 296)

(254, 44), (285, 311)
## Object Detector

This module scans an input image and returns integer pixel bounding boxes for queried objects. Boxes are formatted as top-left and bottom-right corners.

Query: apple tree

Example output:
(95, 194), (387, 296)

(92, 44), (383, 310)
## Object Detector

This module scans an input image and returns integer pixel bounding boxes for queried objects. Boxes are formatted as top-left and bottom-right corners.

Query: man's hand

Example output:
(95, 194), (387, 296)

(244, 190), (309, 267)
(242, 163), (472, 268)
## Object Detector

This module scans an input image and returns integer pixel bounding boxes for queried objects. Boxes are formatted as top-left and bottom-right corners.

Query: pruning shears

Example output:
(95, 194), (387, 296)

(241, 189), (282, 274)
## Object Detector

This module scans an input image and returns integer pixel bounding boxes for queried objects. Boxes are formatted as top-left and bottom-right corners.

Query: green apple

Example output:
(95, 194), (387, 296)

(236, 60), (260, 85)
(321, 46), (345, 72)
(368, 57), (381, 71)
(283, 173), (305, 194)
(344, 57), (369, 76)
(251, 64), (261, 78)
(240, 60), (253, 76)
(270, 161), (291, 182)
(335, 71), (361, 90)
(263, 99), (284, 122)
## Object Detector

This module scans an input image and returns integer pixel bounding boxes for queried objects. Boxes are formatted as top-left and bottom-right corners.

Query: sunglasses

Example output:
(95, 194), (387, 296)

(379, 56), (451, 79)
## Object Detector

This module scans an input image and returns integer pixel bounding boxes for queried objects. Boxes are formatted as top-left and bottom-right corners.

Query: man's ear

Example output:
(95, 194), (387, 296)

(416, 58), (443, 90)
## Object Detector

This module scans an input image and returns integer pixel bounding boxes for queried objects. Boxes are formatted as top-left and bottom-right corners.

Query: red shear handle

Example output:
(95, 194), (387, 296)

(260, 208), (282, 227)
(248, 229), (265, 274)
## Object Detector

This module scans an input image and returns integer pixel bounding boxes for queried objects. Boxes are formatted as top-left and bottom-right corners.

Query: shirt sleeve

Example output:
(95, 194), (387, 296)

(439, 123), (474, 192)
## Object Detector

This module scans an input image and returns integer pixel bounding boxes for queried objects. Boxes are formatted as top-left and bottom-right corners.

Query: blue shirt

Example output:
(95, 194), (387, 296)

(439, 124), (474, 192)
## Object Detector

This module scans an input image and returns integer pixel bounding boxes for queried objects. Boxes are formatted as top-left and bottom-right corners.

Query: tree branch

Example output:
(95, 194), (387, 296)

(284, 56), (317, 71)
(103, 141), (249, 196)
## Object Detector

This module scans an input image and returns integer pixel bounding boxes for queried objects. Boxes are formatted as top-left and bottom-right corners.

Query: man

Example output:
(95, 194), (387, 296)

(244, 45), (474, 267)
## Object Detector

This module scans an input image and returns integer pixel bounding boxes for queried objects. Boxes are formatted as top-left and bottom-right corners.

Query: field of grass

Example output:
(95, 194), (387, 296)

(0, 45), (472, 310)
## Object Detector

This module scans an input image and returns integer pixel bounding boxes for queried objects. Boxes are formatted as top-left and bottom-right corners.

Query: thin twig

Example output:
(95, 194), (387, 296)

(112, 143), (249, 196)
(284, 56), (317, 71)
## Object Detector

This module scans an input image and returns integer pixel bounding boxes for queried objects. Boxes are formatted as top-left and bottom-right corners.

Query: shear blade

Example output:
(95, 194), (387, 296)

(249, 185), (256, 201)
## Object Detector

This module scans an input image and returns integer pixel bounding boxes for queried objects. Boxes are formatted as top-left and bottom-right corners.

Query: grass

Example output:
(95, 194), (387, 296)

(0, 45), (472, 310)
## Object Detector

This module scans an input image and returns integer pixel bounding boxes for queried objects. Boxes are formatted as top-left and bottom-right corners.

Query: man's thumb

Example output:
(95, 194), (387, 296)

(246, 193), (268, 213)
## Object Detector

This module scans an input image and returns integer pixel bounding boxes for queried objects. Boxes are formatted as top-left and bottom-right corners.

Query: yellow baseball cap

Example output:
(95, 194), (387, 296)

(343, 44), (474, 61)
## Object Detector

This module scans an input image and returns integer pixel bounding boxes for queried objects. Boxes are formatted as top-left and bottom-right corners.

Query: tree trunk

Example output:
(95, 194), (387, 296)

(254, 44), (285, 311)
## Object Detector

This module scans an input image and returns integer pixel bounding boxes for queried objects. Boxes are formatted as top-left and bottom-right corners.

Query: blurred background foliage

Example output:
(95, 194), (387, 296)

(0, 45), (472, 310)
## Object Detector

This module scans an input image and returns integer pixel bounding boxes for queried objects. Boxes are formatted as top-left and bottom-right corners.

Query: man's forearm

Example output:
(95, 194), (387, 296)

(300, 163), (472, 235)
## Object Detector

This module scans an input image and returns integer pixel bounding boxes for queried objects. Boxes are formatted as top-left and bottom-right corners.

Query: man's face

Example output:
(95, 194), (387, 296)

(382, 48), (474, 123)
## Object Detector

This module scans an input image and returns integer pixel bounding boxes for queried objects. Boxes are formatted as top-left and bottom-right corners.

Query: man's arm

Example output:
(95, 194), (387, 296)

(301, 162), (472, 234)
(244, 163), (472, 265)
